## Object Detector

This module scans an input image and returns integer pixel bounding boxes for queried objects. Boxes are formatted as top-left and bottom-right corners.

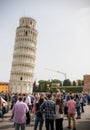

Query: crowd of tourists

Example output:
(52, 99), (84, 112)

(0, 89), (90, 130)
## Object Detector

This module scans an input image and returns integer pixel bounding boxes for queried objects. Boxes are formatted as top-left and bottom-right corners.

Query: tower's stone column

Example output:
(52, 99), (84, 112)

(9, 17), (38, 93)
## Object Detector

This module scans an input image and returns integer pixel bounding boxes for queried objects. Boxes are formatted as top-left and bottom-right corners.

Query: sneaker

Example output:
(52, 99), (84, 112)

(76, 117), (79, 119)
(67, 126), (71, 129)
(73, 128), (76, 130)
(78, 117), (81, 119)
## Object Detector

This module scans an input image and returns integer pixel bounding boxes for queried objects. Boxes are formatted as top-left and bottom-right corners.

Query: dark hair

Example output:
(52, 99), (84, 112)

(38, 98), (44, 106)
(76, 94), (79, 99)
(56, 98), (63, 114)
(18, 96), (23, 101)
(70, 95), (74, 99)
(47, 94), (52, 99)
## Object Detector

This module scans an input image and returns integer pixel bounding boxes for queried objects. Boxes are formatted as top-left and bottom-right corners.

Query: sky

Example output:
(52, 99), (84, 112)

(0, 0), (90, 82)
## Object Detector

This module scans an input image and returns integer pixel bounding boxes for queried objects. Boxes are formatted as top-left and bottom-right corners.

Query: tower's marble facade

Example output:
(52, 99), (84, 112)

(9, 17), (38, 93)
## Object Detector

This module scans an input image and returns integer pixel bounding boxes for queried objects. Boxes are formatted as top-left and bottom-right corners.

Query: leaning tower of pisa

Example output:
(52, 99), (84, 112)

(9, 17), (38, 93)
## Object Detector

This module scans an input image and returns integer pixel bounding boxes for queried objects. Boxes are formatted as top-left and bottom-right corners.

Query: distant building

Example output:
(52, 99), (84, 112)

(0, 82), (8, 92)
(83, 74), (90, 93)
(9, 17), (38, 93)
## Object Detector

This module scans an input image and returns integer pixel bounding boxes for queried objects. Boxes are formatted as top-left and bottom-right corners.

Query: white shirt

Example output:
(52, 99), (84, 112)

(25, 96), (31, 105)
(55, 105), (63, 119)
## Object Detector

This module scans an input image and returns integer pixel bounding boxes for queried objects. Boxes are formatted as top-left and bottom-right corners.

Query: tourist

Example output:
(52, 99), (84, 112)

(25, 93), (31, 110)
(40, 94), (55, 130)
(80, 94), (85, 113)
(75, 94), (81, 119)
(56, 88), (61, 99)
(12, 96), (29, 130)
(55, 98), (63, 130)
(67, 94), (76, 130)
(34, 96), (44, 130)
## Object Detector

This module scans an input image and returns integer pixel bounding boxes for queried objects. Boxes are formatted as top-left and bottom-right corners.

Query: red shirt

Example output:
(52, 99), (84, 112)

(67, 99), (76, 114)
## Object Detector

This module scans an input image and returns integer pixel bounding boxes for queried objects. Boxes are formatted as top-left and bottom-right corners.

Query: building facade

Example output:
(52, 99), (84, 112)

(0, 82), (8, 92)
(9, 17), (38, 93)
(83, 74), (90, 93)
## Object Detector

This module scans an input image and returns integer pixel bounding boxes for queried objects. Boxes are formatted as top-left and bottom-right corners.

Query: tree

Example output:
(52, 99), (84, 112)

(77, 80), (82, 86)
(82, 80), (84, 86)
(63, 79), (71, 86)
(72, 81), (76, 86)
(51, 79), (62, 86)
(33, 81), (36, 91)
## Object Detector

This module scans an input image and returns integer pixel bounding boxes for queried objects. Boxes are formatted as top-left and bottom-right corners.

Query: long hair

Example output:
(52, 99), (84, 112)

(38, 97), (44, 106)
(56, 98), (63, 114)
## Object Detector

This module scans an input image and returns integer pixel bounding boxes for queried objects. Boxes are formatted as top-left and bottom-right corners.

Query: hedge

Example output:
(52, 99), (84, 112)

(50, 86), (83, 93)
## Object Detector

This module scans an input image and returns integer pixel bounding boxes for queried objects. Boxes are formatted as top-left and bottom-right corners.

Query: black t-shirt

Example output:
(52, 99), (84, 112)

(35, 103), (43, 117)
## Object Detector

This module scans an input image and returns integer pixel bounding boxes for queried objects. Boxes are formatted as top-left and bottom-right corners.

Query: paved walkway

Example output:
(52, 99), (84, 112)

(0, 105), (90, 130)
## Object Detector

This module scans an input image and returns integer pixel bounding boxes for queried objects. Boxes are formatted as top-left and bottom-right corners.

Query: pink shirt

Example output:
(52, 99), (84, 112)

(12, 101), (29, 124)
(67, 99), (76, 114)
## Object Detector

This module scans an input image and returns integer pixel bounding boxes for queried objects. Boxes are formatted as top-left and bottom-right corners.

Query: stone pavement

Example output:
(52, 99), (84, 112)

(0, 105), (90, 130)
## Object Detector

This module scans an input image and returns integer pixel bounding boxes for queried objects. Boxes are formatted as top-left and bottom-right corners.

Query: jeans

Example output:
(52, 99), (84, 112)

(76, 107), (81, 117)
(14, 122), (26, 130)
(34, 116), (44, 130)
(80, 103), (84, 112)
(0, 111), (3, 118)
(45, 119), (54, 130)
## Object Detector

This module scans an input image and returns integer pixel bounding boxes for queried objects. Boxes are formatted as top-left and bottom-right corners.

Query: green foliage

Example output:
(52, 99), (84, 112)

(72, 81), (76, 86)
(51, 79), (62, 86)
(33, 79), (83, 93)
(82, 80), (84, 86)
(38, 80), (45, 84)
(50, 86), (83, 93)
(77, 80), (83, 86)
(63, 79), (71, 86)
